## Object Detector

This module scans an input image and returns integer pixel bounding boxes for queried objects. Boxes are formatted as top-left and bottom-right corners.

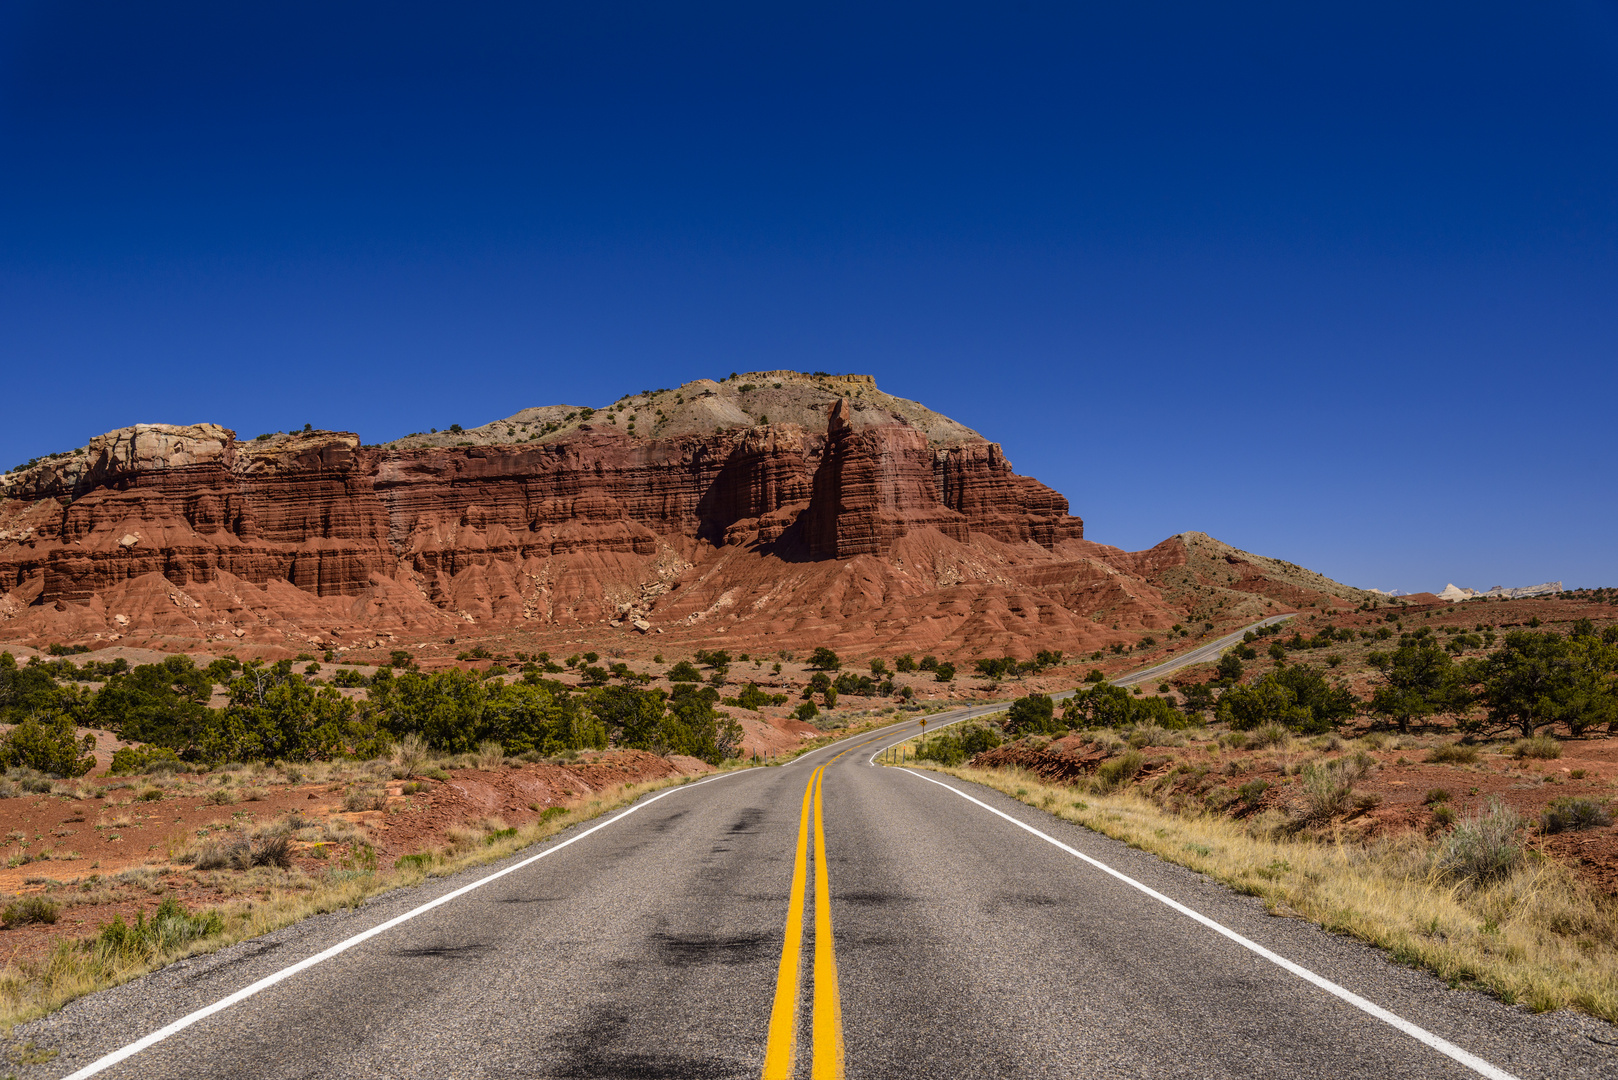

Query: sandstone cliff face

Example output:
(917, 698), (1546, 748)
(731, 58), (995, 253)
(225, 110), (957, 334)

(802, 400), (970, 558)
(933, 441), (1084, 547)
(0, 397), (1105, 653)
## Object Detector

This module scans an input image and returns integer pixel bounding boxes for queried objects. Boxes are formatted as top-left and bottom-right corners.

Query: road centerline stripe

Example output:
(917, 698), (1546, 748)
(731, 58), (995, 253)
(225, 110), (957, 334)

(811, 766), (845, 1080)
(762, 769), (817, 1080)
(896, 767), (1521, 1080)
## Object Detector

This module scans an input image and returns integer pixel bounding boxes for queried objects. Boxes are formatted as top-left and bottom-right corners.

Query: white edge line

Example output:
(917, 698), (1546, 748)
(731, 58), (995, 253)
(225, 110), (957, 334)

(896, 767), (1520, 1080)
(62, 769), (748, 1080)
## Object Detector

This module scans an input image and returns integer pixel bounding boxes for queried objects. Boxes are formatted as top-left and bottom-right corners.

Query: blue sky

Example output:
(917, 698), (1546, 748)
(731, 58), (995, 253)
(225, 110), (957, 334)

(2, 2), (1615, 592)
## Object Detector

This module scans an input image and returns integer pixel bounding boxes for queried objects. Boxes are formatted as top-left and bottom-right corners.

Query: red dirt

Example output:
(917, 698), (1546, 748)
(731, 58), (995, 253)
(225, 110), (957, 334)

(0, 749), (714, 964)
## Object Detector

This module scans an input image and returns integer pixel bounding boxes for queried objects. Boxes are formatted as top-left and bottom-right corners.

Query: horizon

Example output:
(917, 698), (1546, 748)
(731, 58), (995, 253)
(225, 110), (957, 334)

(3, 2), (1615, 592)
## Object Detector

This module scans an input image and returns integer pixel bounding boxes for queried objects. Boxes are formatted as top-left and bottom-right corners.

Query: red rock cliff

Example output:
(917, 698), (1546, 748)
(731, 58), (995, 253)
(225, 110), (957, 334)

(802, 399), (970, 558)
(0, 400), (1099, 647)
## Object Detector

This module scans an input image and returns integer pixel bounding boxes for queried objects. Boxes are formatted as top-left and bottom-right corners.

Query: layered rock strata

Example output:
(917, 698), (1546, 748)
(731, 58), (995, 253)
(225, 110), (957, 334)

(1, 385), (1378, 656)
(0, 397), (1084, 635)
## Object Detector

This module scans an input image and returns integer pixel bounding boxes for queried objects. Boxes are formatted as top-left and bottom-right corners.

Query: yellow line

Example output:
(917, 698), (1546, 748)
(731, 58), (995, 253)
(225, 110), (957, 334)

(812, 766), (845, 1080)
(762, 770), (816, 1080)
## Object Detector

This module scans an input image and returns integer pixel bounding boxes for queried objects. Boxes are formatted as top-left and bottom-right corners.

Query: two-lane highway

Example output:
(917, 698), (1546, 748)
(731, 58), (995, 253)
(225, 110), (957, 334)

(20, 658), (1614, 1078)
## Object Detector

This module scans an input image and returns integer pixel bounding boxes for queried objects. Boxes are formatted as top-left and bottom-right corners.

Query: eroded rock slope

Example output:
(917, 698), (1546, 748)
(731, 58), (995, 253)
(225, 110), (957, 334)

(0, 372), (1372, 657)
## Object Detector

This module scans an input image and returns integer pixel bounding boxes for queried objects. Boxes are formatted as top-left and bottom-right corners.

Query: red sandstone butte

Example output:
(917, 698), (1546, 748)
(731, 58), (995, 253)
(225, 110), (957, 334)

(0, 377), (1372, 658)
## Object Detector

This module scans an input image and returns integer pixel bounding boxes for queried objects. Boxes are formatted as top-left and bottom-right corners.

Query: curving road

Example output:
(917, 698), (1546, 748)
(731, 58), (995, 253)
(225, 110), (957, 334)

(1108, 613), (1294, 688)
(20, 624), (1614, 1079)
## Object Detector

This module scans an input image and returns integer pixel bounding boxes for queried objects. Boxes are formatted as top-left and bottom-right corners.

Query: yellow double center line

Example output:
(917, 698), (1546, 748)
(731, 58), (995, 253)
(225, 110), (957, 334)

(762, 761), (846, 1079)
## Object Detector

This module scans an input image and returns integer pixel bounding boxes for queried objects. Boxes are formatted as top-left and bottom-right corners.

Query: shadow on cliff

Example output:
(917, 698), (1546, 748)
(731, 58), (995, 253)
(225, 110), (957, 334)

(751, 517), (817, 564)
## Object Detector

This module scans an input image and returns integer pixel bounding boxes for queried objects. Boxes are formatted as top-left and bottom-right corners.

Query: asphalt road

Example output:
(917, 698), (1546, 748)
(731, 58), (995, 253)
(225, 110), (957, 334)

(20, 632), (1617, 1079)
(1110, 613), (1294, 688)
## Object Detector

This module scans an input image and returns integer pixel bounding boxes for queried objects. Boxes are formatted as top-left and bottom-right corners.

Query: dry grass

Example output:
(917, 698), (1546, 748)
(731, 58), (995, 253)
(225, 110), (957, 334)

(391, 734), (431, 777)
(0, 770), (718, 1031)
(917, 761), (1618, 1021)
(473, 741), (506, 770)
(1512, 736), (1563, 761)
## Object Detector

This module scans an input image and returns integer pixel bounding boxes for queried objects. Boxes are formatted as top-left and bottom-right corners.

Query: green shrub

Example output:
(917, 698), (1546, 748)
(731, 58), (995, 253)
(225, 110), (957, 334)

(1063, 683), (1186, 731)
(1004, 693), (1056, 736)
(1236, 779), (1270, 805)
(915, 737), (967, 767)
(95, 895), (222, 960)
(109, 745), (183, 775)
(1422, 788), (1451, 806)
(1216, 667), (1353, 735)
(1, 896), (59, 928)
(1429, 805), (1457, 829)
(915, 724), (1001, 767)
(0, 715), (96, 777)
(1425, 743), (1479, 765)
(1539, 797), (1612, 834)
(1094, 750), (1145, 791)
(1511, 736), (1562, 760)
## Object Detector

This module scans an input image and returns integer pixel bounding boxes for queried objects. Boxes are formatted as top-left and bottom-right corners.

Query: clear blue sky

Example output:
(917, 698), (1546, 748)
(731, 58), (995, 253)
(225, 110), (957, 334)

(3, 2), (1615, 592)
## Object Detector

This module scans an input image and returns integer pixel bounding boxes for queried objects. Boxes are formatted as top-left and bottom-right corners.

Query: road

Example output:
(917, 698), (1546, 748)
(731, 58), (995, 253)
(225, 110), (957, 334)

(22, 627), (1615, 1079)
(1108, 613), (1294, 688)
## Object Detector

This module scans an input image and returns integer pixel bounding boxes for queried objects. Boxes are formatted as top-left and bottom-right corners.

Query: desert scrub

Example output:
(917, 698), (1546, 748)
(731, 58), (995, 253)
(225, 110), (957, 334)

(187, 834), (293, 872)
(1438, 799), (1525, 886)
(1, 898), (59, 929)
(1426, 743), (1479, 765)
(912, 761), (1618, 1021)
(0, 769), (720, 1027)
(342, 787), (387, 812)
(1291, 752), (1376, 828)
(1539, 798), (1613, 834)
(391, 733), (431, 778)
(1511, 736), (1563, 760)
(1247, 724), (1290, 750)
(1094, 750), (1145, 792)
